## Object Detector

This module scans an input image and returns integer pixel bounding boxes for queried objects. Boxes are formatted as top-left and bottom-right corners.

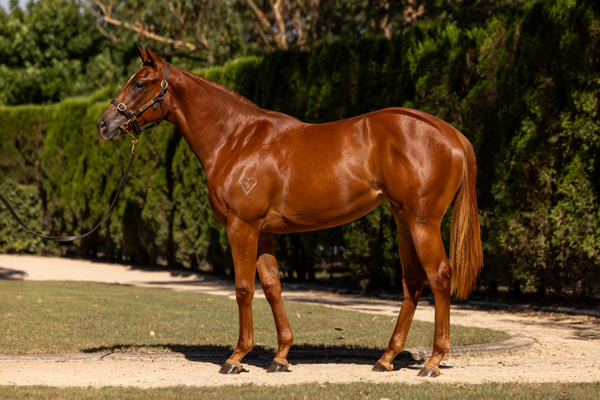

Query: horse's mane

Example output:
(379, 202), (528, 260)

(179, 67), (261, 111)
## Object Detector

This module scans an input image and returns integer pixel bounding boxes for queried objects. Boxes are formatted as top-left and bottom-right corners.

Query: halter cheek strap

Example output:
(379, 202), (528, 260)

(111, 63), (171, 138)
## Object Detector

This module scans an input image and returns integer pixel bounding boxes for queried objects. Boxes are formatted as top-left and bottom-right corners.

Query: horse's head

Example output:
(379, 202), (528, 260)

(97, 46), (171, 142)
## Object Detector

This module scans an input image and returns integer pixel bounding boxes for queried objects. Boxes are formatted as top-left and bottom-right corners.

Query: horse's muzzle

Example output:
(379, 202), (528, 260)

(96, 115), (122, 142)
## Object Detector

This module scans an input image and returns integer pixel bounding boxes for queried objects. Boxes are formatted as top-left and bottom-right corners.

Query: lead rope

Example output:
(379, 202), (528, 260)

(0, 138), (138, 242)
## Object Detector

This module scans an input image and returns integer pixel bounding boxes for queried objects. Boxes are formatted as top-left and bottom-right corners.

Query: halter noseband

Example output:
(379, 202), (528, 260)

(111, 63), (171, 138)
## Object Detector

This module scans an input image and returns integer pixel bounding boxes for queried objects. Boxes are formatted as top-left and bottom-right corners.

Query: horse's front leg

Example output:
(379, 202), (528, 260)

(219, 216), (260, 374)
(256, 233), (293, 372)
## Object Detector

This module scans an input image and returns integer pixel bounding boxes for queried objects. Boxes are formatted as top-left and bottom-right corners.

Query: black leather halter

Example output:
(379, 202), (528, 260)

(111, 63), (171, 138)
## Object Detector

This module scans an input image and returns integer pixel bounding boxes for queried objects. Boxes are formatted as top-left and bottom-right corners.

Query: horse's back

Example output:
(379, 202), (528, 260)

(308, 107), (465, 187)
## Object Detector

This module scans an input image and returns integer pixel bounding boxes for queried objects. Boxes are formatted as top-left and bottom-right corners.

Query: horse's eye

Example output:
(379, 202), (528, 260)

(133, 80), (145, 92)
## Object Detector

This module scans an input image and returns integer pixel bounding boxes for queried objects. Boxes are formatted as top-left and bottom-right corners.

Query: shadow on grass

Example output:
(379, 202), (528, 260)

(0, 267), (26, 280)
(81, 343), (425, 371)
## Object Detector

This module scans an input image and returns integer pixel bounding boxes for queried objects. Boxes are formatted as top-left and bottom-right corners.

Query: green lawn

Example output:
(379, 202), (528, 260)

(1, 281), (596, 399)
(0, 382), (598, 400)
(0, 280), (505, 355)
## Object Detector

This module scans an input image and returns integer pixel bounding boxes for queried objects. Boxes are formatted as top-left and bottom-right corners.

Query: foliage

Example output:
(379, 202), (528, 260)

(343, 206), (401, 291)
(484, 0), (600, 297)
(0, 0), (531, 105)
(1, 0), (600, 300)
(87, 0), (397, 64)
(0, 179), (46, 253)
(88, 0), (253, 65)
(0, 0), (139, 106)
(0, 103), (50, 253)
(170, 135), (232, 273)
(86, 0), (528, 65)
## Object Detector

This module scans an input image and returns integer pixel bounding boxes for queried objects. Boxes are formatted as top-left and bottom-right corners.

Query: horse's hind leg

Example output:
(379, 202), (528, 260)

(374, 208), (427, 372)
(256, 233), (293, 372)
(409, 220), (453, 377)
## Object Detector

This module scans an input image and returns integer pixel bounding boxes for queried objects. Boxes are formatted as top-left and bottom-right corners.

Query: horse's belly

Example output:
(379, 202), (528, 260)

(262, 184), (386, 233)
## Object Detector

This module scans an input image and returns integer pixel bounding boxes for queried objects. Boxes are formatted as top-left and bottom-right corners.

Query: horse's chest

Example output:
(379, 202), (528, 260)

(204, 187), (225, 224)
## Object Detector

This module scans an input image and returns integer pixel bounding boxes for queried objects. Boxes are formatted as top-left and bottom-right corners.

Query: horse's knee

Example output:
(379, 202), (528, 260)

(235, 282), (255, 305)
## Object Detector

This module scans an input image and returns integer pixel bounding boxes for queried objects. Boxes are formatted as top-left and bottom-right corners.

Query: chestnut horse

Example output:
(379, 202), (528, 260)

(97, 47), (482, 377)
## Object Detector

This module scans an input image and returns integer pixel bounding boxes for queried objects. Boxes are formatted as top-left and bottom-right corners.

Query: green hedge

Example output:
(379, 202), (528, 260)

(1, 0), (599, 299)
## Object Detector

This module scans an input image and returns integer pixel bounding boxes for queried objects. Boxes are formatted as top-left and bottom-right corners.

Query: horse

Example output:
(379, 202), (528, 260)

(97, 46), (483, 377)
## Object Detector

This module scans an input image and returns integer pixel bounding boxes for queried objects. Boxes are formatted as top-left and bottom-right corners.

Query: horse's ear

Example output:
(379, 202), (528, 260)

(136, 44), (144, 61)
(136, 44), (149, 64)
(145, 46), (158, 68)
(136, 44), (156, 67)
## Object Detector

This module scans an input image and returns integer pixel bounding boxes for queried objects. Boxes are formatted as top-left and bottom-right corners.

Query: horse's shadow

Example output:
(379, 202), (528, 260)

(81, 343), (426, 371)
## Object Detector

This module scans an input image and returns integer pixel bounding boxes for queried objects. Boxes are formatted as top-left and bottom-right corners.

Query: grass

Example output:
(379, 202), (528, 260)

(1, 281), (597, 399)
(0, 280), (505, 355)
(0, 382), (598, 400)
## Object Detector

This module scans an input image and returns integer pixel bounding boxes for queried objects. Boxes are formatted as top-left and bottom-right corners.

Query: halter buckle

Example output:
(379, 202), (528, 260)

(117, 103), (127, 112)
(161, 81), (168, 90)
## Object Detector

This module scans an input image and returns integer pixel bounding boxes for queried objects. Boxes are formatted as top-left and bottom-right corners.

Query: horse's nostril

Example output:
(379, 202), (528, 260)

(97, 119), (108, 135)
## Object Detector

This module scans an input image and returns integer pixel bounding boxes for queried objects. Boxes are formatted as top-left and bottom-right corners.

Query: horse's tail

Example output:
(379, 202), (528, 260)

(449, 130), (483, 300)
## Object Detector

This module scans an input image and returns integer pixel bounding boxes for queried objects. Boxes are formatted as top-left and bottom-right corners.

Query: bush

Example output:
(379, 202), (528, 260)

(2, 0), (599, 299)
(0, 179), (46, 253)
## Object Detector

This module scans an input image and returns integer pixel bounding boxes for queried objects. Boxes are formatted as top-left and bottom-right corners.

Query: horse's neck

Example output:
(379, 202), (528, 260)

(168, 67), (266, 175)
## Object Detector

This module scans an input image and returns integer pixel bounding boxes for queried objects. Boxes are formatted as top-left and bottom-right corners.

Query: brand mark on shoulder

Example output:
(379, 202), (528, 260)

(240, 176), (257, 195)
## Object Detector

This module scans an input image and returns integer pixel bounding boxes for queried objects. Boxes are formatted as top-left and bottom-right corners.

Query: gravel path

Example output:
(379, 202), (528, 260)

(0, 254), (598, 388)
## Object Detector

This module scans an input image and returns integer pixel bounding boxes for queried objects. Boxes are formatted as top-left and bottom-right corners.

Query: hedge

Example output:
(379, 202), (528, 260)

(1, 0), (599, 299)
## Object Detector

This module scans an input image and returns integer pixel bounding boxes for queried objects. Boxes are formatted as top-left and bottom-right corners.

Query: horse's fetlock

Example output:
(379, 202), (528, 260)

(240, 340), (254, 354)
(280, 328), (293, 347)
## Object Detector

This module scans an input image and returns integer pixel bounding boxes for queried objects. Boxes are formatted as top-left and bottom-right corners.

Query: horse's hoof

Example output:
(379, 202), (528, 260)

(219, 362), (246, 374)
(372, 361), (392, 372)
(417, 366), (440, 378)
(266, 361), (291, 373)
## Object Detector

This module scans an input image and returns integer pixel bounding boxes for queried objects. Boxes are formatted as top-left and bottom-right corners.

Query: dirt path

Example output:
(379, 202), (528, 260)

(0, 254), (598, 388)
